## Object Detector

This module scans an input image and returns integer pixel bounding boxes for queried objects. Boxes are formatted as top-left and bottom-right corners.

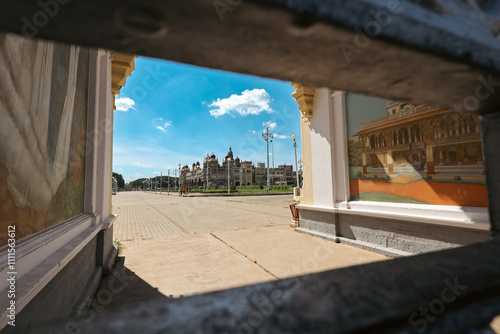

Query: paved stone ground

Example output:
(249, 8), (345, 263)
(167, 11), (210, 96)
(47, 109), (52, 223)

(113, 192), (294, 244)
(102, 192), (499, 331)
(106, 192), (386, 300)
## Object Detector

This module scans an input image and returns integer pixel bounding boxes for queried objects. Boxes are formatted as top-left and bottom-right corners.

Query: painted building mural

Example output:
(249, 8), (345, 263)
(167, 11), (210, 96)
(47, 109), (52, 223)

(0, 35), (89, 245)
(346, 93), (487, 207)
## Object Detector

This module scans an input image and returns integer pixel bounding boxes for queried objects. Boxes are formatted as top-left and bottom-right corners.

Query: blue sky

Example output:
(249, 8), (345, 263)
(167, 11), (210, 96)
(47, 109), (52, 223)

(113, 57), (302, 183)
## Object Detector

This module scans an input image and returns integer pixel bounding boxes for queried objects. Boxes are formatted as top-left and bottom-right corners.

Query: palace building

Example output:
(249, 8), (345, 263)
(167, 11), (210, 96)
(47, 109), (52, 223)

(353, 101), (483, 177)
(293, 87), (489, 258)
(180, 147), (296, 188)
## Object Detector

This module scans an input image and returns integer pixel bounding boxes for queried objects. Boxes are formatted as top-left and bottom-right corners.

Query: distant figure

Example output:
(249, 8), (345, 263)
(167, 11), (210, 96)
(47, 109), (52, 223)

(183, 187), (186, 194)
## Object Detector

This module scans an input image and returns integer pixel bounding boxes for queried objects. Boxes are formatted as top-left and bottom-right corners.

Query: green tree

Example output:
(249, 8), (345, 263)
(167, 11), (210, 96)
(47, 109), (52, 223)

(113, 172), (125, 190)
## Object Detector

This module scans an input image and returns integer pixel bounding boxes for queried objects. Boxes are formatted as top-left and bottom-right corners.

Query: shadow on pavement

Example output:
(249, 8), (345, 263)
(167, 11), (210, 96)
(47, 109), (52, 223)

(91, 257), (170, 312)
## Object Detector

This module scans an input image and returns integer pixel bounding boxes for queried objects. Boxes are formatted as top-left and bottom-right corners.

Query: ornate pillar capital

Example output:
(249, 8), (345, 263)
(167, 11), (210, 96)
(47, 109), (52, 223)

(291, 82), (315, 120)
(112, 52), (138, 109)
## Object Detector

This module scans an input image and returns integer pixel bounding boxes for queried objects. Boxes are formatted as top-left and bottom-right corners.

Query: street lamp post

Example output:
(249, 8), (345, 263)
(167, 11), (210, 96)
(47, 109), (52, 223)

(298, 158), (303, 188)
(174, 169), (177, 192)
(262, 126), (272, 191)
(206, 155), (210, 191)
(160, 172), (163, 195)
(178, 164), (182, 196)
(168, 169), (170, 195)
(227, 158), (231, 195)
(239, 169), (243, 193)
(271, 138), (274, 186)
(292, 135), (300, 188)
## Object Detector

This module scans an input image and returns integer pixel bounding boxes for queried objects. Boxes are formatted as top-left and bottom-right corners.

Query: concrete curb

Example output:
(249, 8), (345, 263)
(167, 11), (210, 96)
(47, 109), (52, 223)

(182, 193), (294, 198)
(294, 228), (408, 258)
(137, 192), (294, 198)
(72, 267), (103, 316)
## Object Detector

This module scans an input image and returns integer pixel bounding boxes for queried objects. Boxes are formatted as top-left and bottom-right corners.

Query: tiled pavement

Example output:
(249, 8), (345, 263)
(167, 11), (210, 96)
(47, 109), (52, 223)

(107, 192), (387, 300)
(106, 192), (500, 331)
(112, 192), (294, 245)
(98, 192), (387, 308)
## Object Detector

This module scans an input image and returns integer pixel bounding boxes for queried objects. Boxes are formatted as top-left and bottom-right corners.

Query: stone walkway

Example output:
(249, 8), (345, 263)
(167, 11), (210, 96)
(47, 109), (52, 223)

(105, 192), (386, 302)
(103, 192), (499, 332)
(113, 192), (294, 244)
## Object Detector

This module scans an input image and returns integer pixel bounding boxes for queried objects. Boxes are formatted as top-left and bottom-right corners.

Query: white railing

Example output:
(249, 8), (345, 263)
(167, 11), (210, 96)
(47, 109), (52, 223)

(434, 165), (484, 172)
(369, 166), (420, 174)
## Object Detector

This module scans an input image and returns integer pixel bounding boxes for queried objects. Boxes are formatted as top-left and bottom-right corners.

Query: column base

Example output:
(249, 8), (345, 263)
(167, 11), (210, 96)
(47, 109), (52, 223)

(388, 164), (394, 175)
(427, 162), (435, 175)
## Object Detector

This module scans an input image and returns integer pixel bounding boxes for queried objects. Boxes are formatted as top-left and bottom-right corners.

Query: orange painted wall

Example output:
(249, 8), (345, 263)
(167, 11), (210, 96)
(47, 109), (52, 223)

(350, 179), (488, 207)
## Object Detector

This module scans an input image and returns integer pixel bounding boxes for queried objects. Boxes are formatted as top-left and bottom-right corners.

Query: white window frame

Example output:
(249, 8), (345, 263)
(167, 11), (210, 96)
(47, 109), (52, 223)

(298, 90), (489, 230)
(0, 48), (115, 329)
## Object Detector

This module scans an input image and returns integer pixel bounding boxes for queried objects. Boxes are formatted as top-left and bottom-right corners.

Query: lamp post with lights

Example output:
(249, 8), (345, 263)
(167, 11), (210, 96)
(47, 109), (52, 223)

(178, 164), (182, 196)
(206, 154), (210, 191)
(292, 135), (300, 188)
(173, 169), (177, 192)
(262, 126), (272, 191)
(239, 169), (243, 192)
(227, 158), (231, 195)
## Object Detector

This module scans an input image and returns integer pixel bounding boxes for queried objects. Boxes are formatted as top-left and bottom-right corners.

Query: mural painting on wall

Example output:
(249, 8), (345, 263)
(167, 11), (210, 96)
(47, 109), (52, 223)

(0, 34), (89, 246)
(347, 96), (487, 207)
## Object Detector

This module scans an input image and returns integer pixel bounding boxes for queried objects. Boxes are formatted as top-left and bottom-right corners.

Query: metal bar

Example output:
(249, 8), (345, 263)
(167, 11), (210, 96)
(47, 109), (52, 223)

(0, 1), (499, 114)
(2, 1), (500, 333)
(31, 240), (500, 334)
(482, 113), (500, 237)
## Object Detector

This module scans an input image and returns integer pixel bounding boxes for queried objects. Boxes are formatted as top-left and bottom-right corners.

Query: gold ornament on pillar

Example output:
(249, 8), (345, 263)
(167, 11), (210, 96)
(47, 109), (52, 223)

(291, 83), (314, 120)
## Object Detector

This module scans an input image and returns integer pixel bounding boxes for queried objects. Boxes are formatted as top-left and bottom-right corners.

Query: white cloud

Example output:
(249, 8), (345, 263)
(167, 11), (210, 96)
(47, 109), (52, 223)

(156, 122), (173, 133)
(116, 97), (136, 112)
(263, 121), (277, 130)
(134, 162), (151, 168)
(274, 134), (288, 139)
(153, 117), (163, 122)
(252, 130), (257, 134)
(208, 89), (274, 117)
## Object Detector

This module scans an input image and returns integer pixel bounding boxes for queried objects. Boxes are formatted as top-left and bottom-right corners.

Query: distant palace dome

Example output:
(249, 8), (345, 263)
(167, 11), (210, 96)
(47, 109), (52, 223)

(225, 146), (234, 160)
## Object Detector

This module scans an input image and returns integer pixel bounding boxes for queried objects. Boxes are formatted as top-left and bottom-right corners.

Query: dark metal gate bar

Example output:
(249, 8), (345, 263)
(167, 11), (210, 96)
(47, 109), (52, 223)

(0, 0), (499, 333)
(33, 239), (500, 334)
(1, 0), (499, 115)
